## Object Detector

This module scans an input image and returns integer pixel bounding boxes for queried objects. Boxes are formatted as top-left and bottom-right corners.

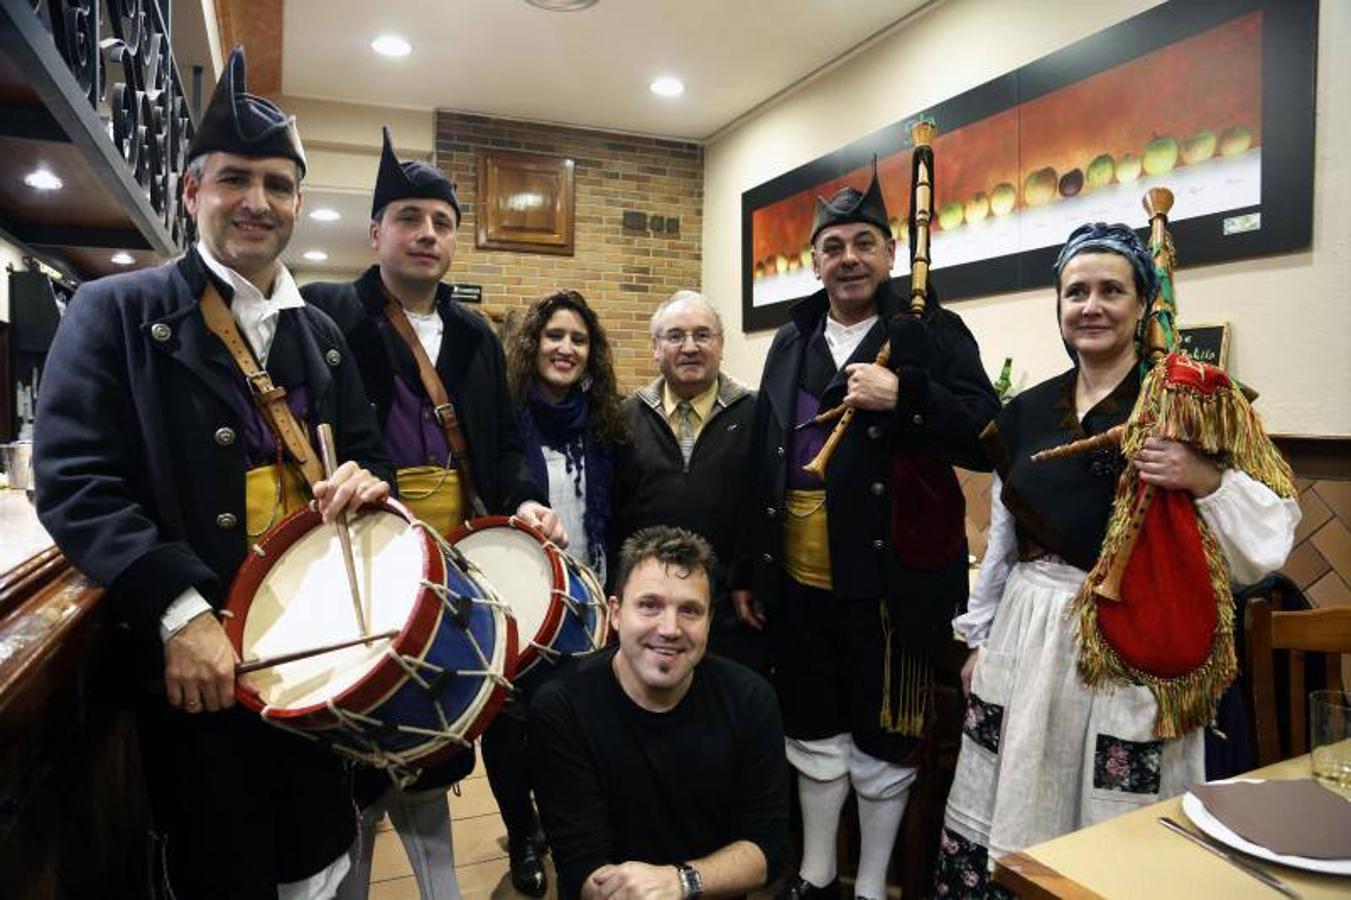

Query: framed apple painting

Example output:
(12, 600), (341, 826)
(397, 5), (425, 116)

(740, 0), (1317, 333)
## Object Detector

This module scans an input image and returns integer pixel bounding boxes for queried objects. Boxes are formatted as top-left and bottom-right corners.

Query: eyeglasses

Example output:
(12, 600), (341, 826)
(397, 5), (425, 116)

(659, 328), (721, 347)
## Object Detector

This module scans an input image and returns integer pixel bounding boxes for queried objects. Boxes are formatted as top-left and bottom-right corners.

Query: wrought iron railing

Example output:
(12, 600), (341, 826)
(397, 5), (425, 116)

(5, 0), (196, 250)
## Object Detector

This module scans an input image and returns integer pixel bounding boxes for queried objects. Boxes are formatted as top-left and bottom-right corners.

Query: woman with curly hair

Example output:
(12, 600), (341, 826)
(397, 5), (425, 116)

(506, 288), (628, 584)
(487, 290), (628, 897)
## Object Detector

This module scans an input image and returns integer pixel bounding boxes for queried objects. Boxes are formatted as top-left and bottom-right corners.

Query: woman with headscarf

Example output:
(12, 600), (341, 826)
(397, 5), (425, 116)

(483, 289), (628, 896)
(931, 223), (1300, 896)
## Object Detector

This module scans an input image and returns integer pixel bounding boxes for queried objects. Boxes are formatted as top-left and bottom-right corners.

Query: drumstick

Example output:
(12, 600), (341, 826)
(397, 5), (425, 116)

(236, 629), (400, 675)
(317, 423), (370, 636)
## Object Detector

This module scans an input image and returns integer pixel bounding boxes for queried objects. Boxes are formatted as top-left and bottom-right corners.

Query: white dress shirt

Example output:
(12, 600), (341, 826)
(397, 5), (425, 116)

(824, 313), (879, 370)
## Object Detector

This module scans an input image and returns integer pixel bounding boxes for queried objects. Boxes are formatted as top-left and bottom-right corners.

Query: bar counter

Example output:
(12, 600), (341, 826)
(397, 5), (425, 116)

(0, 486), (149, 895)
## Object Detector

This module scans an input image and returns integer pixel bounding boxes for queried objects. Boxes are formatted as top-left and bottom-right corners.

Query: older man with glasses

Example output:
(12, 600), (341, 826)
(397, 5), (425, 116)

(611, 290), (764, 670)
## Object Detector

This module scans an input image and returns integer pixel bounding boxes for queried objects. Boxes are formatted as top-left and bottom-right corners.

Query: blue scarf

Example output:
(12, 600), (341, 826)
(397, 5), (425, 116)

(519, 383), (613, 573)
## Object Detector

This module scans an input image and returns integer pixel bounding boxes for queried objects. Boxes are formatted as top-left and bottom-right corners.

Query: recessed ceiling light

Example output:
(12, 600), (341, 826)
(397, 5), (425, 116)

(309, 208), (341, 222)
(371, 35), (412, 57)
(110, 252), (135, 266)
(650, 76), (685, 98)
(24, 168), (63, 190)
(303, 250), (329, 262)
(525, 0), (599, 11)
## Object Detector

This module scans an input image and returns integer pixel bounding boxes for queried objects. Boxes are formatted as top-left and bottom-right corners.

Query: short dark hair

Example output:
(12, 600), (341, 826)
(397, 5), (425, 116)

(614, 526), (717, 600)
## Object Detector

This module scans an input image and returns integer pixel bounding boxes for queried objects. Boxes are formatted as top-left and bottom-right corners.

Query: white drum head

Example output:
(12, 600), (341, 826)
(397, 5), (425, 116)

(454, 526), (557, 646)
(239, 510), (424, 710)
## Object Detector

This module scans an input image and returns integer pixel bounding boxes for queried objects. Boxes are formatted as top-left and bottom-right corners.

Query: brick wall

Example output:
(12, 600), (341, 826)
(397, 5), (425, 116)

(434, 112), (703, 390)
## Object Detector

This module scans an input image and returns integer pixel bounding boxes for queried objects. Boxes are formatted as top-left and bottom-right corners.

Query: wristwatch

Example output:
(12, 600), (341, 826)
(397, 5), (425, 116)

(675, 863), (703, 899)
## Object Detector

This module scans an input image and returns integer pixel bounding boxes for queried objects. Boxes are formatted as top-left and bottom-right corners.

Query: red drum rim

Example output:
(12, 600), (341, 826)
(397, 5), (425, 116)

(224, 498), (446, 726)
(447, 514), (567, 678)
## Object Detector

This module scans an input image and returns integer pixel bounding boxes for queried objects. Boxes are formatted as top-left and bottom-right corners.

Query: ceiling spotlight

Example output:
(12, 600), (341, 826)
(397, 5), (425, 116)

(525, 0), (599, 11)
(303, 250), (329, 262)
(371, 35), (412, 57)
(649, 76), (685, 98)
(24, 168), (63, 190)
(110, 252), (135, 266)
(309, 208), (341, 222)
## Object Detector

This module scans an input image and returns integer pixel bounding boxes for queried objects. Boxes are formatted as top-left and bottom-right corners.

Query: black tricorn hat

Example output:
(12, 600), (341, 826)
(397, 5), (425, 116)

(810, 158), (890, 243)
(371, 127), (461, 222)
(187, 47), (306, 175)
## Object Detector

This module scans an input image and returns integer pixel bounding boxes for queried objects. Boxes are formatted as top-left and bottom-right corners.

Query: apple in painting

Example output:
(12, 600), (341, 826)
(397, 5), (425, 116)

(1024, 167), (1058, 206)
(1086, 154), (1115, 189)
(754, 261), (766, 280)
(1220, 125), (1253, 156)
(1143, 135), (1179, 176)
(800, 245), (812, 268)
(889, 217), (902, 241)
(1058, 168), (1085, 198)
(1181, 129), (1217, 165)
(1116, 153), (1142, 183)
(990, 182), (1017, 216)
(938, 201), (965, 231)
(774, 253), (789, 275)
(965, 192), (990, 225)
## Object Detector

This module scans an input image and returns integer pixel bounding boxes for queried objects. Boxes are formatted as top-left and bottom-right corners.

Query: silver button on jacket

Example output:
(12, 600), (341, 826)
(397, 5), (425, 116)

(216, 512), (238, 530)
(150, 323), (171, 342)
(214, 427), (236, 446)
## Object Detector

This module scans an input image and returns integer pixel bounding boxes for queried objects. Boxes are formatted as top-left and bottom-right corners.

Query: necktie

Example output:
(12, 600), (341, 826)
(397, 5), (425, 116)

(676, 401), (696, 464)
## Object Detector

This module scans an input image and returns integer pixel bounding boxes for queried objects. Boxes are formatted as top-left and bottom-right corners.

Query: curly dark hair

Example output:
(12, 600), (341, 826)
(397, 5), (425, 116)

(505, 290), (629, 445)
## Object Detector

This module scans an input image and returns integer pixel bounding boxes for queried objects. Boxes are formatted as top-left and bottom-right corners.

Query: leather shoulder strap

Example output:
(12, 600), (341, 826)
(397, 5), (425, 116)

(199, 283), (324, 488)
(380, 292), (486, 517)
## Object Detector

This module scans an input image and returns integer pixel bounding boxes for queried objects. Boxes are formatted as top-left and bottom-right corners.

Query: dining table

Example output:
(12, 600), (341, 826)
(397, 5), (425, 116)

(992, 753), (1350, 898)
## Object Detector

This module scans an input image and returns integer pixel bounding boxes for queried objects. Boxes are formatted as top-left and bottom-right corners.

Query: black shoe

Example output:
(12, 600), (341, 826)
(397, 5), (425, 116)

(775, 876), (838, 900)
(509, 839), (548, 897)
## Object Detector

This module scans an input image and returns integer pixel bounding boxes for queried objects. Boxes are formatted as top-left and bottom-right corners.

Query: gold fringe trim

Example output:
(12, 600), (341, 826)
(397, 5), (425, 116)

(879, 600), (929, 737)
(1071, 357), (1291, 738)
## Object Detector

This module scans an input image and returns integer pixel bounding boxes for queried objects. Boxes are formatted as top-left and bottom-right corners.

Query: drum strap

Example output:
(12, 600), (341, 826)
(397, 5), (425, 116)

(199, 283), (324, 489)
(379, 289), (487, 517)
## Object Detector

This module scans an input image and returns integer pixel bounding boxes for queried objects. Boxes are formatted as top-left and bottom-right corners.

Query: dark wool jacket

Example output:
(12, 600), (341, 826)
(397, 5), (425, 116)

(34, 249), (393, 646)
(303, 266), (544, 516)
(741, 280), (999, 649)
(611, 374), (756, 596)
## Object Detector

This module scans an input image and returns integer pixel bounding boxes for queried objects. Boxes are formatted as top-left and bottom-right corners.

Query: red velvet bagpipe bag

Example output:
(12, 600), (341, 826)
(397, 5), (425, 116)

(1071, 354), (1295, 738)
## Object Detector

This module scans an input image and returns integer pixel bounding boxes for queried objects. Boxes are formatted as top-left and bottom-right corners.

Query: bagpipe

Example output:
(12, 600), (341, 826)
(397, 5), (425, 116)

(1033, 189), (1295, 738)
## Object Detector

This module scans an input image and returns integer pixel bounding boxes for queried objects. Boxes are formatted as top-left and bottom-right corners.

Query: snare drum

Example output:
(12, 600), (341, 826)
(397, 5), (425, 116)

(223, 500), (515, 775)
(449, 516), (609, 689)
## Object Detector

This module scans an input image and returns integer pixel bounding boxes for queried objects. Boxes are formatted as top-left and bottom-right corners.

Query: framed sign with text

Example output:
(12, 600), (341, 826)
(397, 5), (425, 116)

(1178, 322), (1231, 370)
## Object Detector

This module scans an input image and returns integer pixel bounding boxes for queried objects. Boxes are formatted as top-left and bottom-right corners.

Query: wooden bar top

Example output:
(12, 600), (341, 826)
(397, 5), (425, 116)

(994, 755), (1350, 898)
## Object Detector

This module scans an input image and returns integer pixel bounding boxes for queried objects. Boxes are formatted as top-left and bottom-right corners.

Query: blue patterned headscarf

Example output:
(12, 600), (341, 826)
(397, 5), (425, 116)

(1053, 221), (1158, 303)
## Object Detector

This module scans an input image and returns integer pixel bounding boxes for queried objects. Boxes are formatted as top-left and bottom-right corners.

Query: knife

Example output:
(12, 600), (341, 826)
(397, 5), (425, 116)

(1157, 816), (1300, 898)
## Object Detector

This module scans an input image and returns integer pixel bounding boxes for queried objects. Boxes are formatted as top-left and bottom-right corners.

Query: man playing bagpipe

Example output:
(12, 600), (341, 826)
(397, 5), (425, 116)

(737, 130), (1000, 900)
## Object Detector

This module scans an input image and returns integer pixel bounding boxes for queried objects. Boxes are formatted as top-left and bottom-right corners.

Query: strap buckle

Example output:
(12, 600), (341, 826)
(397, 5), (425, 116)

(433, 403), (457, 427)
(247, 371), (286, 404)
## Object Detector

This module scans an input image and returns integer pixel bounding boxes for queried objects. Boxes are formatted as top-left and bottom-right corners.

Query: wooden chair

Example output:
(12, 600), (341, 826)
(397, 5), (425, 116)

(1246, 598), (1351, 765)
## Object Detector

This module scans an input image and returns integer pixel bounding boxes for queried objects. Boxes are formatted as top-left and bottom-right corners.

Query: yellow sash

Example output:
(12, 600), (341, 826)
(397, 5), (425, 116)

(783, 488), (832, 590)
(245, 463), (310, 538)
(396, 465), (464, 538)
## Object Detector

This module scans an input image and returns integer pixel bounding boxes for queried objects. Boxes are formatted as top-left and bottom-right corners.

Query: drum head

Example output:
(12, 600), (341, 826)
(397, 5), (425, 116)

(233, 507), (426, 711)
(453, 522), (562, 650)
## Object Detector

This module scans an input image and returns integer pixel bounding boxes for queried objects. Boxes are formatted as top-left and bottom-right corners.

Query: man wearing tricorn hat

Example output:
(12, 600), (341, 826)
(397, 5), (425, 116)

(305, 128), (564, 900)
(737, 163), (998, 899)
(35, 48), (392, 897)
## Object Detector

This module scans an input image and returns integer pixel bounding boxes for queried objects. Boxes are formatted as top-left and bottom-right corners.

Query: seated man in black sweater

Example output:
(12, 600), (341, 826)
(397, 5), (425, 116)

(529, 526), (788, 900)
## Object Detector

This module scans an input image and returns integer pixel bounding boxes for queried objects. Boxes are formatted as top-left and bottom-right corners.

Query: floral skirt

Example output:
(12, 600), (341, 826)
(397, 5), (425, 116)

(933, 558), (1204, 898)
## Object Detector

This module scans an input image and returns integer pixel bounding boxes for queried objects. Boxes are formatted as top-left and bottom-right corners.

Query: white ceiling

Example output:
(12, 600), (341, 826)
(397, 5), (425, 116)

(282, 0), (929, 141)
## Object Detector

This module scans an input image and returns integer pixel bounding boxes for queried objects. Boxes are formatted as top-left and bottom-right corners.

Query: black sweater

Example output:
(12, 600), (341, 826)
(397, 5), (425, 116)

(527, 647), (788, 900)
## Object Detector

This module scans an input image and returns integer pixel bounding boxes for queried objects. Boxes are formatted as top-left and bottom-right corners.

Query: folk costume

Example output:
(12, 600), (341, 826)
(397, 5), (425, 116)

(934, 223), (1300, 896)
(743, 173), (999, 899)
(303, 128), (544, 900)
(34, 49), (391, 899)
